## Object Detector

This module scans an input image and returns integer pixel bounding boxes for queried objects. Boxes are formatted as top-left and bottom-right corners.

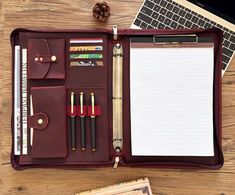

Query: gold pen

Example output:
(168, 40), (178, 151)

(80, 92), (86, 151)
(70, 91), (76, 151)
(90, 93), (96, 151)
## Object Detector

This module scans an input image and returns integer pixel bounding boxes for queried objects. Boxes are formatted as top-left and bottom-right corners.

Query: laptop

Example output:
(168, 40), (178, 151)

(131, 0), (235, 75)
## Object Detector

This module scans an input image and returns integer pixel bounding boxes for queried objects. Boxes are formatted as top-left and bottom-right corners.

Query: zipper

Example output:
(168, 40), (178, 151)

(113, 25), (118, 40)
(113, 156), (120, 169)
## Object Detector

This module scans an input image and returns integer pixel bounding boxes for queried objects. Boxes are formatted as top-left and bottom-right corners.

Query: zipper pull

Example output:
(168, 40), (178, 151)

(113, 156), (119, 170)
(113, 25), (118, 40)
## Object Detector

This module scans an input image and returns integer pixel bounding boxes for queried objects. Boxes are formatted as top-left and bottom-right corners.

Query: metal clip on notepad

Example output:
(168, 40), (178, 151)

(153, 34), (198, 44)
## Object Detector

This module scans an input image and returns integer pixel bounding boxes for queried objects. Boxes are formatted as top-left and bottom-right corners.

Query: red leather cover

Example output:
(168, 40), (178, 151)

(10, 28), (223, 170)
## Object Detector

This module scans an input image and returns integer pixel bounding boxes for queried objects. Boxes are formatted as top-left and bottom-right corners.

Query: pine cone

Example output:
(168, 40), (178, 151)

(92, 1), (111, 22)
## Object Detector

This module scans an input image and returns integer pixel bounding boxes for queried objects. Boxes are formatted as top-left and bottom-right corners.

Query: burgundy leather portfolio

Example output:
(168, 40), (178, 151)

(11, 26), (223, 170)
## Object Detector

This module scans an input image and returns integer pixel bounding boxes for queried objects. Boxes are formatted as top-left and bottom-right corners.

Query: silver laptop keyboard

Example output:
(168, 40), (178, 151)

(133, 0), (235, 71)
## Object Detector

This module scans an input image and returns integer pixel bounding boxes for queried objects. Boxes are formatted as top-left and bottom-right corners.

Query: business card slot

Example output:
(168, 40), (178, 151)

(66, 35), (108, 88)
(69, 60), (104, 67)
(68, 41), (105, 68)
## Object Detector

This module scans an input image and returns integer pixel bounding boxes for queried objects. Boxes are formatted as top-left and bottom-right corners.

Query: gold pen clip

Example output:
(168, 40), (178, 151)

(71, 91), (75, 114)
(80, 92), (84, 115)
(91, 93), (95, 117)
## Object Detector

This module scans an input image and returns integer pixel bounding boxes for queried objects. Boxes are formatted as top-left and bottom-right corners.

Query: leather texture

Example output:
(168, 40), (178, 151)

(30, 86), (67, 158)
(28, 39), (65, 79)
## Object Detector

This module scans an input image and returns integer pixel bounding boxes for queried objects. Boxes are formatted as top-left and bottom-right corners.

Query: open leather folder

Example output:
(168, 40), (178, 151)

(11, 26), (223, 170)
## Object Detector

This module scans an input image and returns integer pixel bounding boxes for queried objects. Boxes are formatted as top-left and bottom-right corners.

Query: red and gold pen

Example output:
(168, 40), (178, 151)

(91, 93), (96, 152)
(70, 91), (76, 151)
(80, 92), (86, 151)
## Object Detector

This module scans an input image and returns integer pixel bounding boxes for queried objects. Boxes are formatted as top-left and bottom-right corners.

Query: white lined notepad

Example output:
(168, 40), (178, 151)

(130, 44), (214, 156)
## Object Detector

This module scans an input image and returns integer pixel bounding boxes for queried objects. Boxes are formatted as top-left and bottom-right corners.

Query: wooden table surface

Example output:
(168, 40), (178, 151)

(1, 0), (235, 194)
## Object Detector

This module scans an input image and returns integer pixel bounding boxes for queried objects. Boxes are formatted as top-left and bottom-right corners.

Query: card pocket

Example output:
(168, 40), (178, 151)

(69, 60), (104, 67)
(67, 35), (107, 88)
(28, 39), (65, 79)
(28, 86), (67, 158)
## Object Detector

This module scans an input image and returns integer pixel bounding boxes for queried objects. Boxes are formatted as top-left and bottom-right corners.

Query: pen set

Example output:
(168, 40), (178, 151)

(69, 91), (100, 152)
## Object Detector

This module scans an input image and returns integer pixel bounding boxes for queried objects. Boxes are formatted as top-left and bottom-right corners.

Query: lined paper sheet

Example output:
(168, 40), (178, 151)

(130, 44), (214, 156)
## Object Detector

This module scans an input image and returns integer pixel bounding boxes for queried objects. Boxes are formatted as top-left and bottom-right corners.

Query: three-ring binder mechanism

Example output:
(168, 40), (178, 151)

(112, 25), (123, 169)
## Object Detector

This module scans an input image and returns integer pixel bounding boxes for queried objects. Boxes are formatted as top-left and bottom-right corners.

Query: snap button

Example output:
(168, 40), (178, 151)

(51, 55), (57, 62)
(37, 118), (43, 125)
(39, 57), (43, 62)
(28, 112), (48, 130)
(35, 57), (39, 62)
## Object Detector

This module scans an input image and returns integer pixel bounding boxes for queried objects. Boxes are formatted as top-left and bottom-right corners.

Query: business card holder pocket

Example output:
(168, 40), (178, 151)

(67, 34), (108, 88)
(28, 86), (67, 158)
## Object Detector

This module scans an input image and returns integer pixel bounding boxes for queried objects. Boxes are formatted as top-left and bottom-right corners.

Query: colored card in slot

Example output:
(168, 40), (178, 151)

(70, 60), (103, 67)
(70, 46), (103, 51)
(70, 38), (103, 44)
(70, 54), (103, 59)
